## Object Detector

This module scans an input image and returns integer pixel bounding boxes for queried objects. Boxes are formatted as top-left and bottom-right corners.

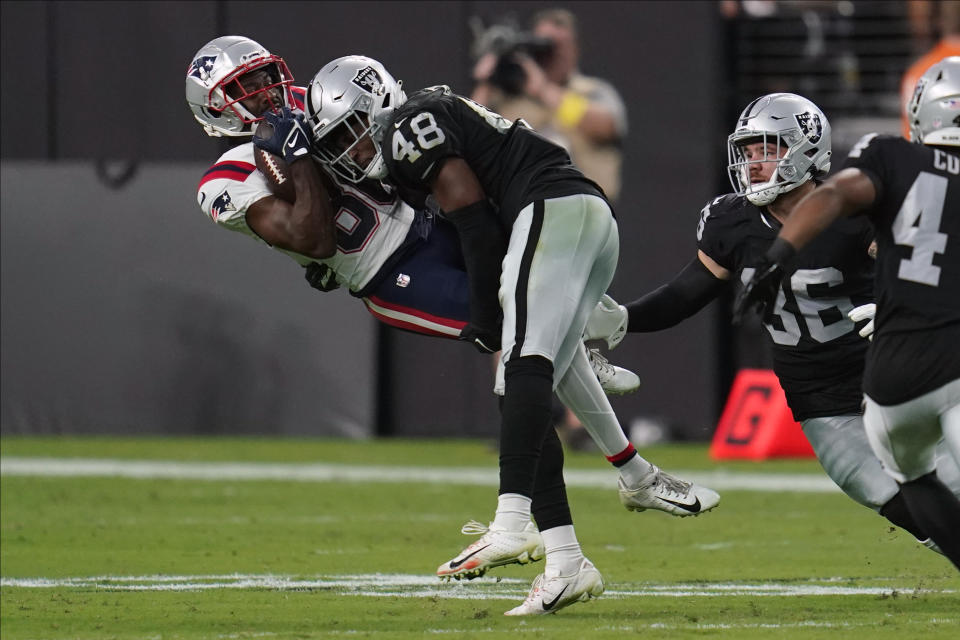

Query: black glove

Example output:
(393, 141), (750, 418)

(253, 107), (311, 164)
(304, 262), (339, 292)
(459, 323), (501, 354)
(732, 237), (797, 325)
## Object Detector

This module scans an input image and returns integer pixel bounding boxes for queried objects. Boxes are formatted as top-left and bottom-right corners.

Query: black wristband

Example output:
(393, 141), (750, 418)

(765, 236), (797, 266)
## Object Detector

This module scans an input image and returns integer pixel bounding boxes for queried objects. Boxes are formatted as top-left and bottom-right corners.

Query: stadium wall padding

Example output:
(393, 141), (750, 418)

(1, 1), (723, 439)
(0, 162), (375, 436)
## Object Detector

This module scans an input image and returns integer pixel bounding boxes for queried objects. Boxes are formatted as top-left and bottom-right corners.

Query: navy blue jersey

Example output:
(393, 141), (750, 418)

(843, 134), (960, 404)
(381, 86), (605, 225)
(698, 193), (875, 420)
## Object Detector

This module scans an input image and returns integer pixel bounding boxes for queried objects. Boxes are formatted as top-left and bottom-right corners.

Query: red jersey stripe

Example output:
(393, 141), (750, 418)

(198, 161), (256, 190)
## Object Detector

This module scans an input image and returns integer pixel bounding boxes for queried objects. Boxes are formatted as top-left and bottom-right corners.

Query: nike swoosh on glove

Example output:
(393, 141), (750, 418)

(253, 106), (311, 164)
(459, 324), (501, 354)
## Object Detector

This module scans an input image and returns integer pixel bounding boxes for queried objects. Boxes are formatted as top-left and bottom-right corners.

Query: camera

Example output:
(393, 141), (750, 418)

(472, 21), (555, 96)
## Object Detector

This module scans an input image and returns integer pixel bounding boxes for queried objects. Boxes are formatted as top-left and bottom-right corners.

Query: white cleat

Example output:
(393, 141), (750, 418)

(584, 294), (629, 350)
(437, 520), (544, 581)
(503, 558), (604, 616)
(619, 465), (720, 517)
(588, 347), (640, 395)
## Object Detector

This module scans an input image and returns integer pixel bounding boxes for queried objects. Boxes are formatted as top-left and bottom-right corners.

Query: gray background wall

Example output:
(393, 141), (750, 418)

(1, 1), (726, 439)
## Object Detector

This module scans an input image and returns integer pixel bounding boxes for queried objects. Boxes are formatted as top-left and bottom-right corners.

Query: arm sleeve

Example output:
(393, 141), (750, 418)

(624, 257), (728, 332)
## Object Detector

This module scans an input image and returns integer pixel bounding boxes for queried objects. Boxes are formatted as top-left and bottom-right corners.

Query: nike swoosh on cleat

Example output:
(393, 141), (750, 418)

(446, 544), (491, 570)
(662, 497), (701, 512)
(542, 585), (568, 611)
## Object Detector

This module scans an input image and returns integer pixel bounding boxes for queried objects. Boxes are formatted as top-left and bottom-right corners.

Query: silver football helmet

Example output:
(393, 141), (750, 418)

(185, 35), (295, 137)
(304, 55), (406, 183)
(727, 93), (832, 206)
(907, 56), (960, 147)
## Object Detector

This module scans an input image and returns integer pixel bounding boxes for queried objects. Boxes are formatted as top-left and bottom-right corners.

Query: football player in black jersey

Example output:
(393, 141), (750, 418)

(303, 55), (720, 615)
(586, 92), (960, 559)
(737, 59), (960, 569)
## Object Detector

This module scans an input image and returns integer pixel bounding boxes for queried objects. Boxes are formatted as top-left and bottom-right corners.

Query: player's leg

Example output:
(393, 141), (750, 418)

(864, 383), (960, 568)
(490, 197), (608, 614)
(802, 415), (936, 546)
(556, 342), (720, 517)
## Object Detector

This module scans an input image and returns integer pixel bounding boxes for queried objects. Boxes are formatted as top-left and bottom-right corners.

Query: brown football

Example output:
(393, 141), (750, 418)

(253, 132), (296, 204)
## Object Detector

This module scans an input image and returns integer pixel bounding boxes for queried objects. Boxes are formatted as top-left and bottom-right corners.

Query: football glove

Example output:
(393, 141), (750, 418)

(253, 107), (311, 165)
(732, 238), (796, 325)
(583, 294), (628, 350)
(459, 323), (501, 354)
(304, 262), (339, 292)
(848, 303), (876, 340)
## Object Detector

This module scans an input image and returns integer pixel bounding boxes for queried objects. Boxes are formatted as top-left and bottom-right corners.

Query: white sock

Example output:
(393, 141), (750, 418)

(541, 525), (584, 577)
(492, 493), (532, 531)
(618, 454), (655, 488)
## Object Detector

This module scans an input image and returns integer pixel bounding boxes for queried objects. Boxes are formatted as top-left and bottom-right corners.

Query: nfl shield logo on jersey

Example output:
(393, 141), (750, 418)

(210, 190), (236, 221)
(795, 112), (823, 144)
(352, 66), (383, 94)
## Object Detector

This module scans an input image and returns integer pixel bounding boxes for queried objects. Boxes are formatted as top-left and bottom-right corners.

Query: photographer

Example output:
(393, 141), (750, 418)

(471, 8), (627, 201)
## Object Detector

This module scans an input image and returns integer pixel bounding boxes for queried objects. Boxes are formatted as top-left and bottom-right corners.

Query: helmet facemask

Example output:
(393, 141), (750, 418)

(208, 58), (295, 131)
(311, 93), (387, 183)
(728, 130), (806, 206)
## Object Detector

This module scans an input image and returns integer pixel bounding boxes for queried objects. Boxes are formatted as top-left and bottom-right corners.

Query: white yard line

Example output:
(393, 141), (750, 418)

(0, 573), (950, 598)
(0, 457), (840, 493)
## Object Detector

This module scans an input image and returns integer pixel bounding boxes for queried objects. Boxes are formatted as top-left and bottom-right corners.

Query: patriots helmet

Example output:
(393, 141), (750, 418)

(186, 35), (295, 137)
(907, 56), (960, 147)
(727, 93), (832, 206)
(304, 55), (406, 183)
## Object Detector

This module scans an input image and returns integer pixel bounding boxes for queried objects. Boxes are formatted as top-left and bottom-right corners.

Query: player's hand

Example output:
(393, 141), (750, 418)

(304, 262), (339, 292)
(732, 259), (782, 325)
(848, 303), (876, 340)
(459, 324), (501, 354)
(254, 107), (311, 165)
(733, 237), (796, 325)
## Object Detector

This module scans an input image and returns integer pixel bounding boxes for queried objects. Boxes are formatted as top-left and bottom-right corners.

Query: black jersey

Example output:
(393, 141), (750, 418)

(698, 193), (875, 420)
(381, 86), (605, 225)
(843, 134), (960, 404)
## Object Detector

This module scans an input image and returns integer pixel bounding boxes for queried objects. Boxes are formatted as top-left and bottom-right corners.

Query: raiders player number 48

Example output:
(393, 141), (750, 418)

(304, 55), (720, 616)
(736, 57), (960, 569)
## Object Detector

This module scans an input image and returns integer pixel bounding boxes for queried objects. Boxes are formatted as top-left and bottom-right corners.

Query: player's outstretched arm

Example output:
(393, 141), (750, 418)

(779, 168), (877, 251)
(622, 254), (728, 332)
(734, 168), (877, 322)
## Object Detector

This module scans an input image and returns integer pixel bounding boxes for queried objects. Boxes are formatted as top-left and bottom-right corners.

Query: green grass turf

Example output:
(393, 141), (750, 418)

(1, 437), (957, 639)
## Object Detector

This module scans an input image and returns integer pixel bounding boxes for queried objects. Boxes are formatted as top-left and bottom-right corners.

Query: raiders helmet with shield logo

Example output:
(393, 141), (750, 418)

(727, 93), (832, 206)
(185, 36), (295, 137)
(907, 56), (960, 147)
(304, 55), (407, 183)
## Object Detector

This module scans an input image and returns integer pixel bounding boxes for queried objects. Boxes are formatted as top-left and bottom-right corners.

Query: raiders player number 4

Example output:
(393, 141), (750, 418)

(736, 57), (960, 569)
